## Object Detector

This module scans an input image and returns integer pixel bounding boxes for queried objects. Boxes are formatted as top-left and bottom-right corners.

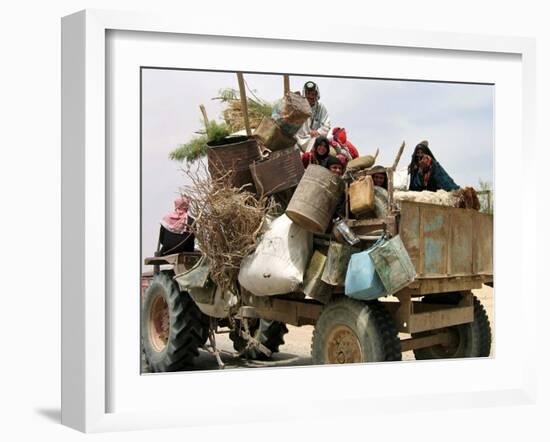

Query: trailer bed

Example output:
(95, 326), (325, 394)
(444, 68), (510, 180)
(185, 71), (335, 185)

(398, 200), (493, 294)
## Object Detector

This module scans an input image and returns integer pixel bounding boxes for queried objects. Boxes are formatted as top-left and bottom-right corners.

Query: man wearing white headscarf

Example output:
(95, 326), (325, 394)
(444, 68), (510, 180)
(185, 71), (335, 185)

(295, 81), (331, 153)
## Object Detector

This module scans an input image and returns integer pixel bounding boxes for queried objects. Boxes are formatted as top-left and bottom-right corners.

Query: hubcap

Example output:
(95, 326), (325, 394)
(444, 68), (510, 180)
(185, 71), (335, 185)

(325, 325), (363, 363)
(149, 293), (169, 352)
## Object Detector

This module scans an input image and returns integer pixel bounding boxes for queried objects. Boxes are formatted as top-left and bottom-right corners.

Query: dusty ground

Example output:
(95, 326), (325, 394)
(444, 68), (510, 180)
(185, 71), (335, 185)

(156, 286), (494, 372)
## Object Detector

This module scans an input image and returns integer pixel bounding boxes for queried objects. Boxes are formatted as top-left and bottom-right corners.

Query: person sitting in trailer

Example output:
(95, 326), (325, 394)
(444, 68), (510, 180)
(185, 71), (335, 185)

(295, 81), (331, 153)
(329, 127), (359, 168)
(158, 195), (195, 256)
(326, 155), (344, 176)
(301, 135), (333, 169)
(370, 165), (388, 189)
(408, 140), (459, 192)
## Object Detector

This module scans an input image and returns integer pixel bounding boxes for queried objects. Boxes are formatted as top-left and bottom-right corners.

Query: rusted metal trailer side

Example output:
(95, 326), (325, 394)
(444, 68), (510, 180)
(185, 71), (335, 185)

(398, 200), (493, 296)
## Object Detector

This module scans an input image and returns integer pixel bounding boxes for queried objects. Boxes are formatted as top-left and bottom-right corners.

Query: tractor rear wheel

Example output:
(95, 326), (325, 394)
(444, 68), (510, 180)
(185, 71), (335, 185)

(142, 272), (209, 372)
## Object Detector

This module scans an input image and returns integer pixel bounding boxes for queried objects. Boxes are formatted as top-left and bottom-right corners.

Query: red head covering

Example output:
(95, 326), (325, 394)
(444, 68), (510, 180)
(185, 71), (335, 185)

(332, 127), (347, 144)
(161, 196), (190, 234)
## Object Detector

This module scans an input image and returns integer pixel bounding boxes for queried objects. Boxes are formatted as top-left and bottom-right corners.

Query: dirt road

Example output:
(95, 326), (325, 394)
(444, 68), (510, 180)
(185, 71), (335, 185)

(171, 286), (494, 371)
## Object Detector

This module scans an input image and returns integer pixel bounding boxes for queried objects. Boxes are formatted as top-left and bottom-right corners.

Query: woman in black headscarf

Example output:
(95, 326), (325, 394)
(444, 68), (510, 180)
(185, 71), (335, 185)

(301, 135), (332, 169)
(408, 140), (459, 192)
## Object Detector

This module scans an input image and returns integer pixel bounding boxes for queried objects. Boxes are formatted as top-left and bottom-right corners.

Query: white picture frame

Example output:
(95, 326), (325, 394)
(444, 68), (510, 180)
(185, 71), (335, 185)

(61, 9), (537, 433)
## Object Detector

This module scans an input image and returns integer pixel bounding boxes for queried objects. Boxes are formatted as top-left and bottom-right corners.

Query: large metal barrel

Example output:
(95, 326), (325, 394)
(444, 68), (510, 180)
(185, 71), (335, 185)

(286, 165), (343, 233)
(206, 136), (261, 191)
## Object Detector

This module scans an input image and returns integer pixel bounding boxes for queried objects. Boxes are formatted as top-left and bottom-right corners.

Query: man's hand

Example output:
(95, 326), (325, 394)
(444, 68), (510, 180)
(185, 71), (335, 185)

(310, 130), (320, 138)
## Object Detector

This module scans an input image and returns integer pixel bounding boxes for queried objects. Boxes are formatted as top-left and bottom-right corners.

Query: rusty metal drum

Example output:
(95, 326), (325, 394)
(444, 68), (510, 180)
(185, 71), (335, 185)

(286, 164), (344, 233)
(206, 136), (261, 191)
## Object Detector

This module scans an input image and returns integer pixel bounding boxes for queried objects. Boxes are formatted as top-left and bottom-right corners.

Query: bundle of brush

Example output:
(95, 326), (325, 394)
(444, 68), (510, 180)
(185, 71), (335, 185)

(453, 187), (481, 210)
(214, 88), (273, 133)
(182, 163), (278, 294)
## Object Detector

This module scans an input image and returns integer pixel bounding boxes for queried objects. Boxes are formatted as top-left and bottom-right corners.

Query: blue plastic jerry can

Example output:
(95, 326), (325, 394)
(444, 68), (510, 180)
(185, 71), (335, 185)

(344, 239), (387, 301)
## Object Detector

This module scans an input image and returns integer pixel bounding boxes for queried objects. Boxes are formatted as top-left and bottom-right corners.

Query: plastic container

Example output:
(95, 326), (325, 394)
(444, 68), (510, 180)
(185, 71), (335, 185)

(344, 238), (387, 300)
(349, 175), (375, 215)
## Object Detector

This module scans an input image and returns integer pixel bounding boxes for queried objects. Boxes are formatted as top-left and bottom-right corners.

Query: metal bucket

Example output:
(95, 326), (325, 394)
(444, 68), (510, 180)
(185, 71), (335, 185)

(286, 165), (344, 233)
(206, 136), (261, 191)
(253, 117), (297, 151)
(249, 147), (304, 196)
(369, 235), (416, 295)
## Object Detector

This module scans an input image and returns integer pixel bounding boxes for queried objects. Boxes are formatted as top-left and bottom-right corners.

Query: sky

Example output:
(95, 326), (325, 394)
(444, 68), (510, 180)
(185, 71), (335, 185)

(141, 69), (494, 266)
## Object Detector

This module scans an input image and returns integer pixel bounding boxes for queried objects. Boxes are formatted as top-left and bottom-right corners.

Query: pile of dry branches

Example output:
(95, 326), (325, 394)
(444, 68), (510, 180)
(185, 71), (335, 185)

(182, 164), (277, 293)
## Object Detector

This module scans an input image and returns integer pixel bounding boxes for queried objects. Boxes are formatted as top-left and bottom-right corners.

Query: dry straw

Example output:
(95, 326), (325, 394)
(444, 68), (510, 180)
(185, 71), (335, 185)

(182, 162), (277, 293)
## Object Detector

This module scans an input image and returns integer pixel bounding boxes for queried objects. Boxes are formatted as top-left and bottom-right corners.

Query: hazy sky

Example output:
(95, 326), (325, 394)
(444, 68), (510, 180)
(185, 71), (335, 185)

(141, 69), (493, 266)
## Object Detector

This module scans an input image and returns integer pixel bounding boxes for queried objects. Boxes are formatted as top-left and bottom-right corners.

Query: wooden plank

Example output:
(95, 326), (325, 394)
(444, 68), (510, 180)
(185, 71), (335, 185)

(143, 254), (179, 266)
(254, 297), (324, 326)
(347, 218), (389, 227)
(400, 332), (453, 352)
(283, 75), (290, 94)
(408, 306), (473, 333)
(397, 276), (483, 295)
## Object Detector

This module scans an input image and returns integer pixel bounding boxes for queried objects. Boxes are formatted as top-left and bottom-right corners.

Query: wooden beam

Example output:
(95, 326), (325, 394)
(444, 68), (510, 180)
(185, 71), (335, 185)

(408, 306), (473, 334)
(236, 72), (252, 136)
(400, 332), (453, 352)
(392, 141), (405, 171)
(398, 276), (483, 296)
(253, 298), (324, 326)
(199, 104), (209, 130)
(283, 75), (290, 95)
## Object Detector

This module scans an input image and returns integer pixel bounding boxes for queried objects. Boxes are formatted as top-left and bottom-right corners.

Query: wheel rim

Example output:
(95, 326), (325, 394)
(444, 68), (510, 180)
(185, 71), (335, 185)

(149, 293), (169, 353)
(325, 325), (363, 363)
(430, 327), (462, 357)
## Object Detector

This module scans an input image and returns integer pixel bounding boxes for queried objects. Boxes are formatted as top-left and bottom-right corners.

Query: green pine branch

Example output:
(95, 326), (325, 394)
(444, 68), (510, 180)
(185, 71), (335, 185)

(169, 120), (230, 163)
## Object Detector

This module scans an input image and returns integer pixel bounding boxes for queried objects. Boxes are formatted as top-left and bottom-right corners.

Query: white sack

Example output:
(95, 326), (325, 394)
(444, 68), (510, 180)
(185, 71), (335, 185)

(394, 189), (459, 207)
(238, 214), (313, 296)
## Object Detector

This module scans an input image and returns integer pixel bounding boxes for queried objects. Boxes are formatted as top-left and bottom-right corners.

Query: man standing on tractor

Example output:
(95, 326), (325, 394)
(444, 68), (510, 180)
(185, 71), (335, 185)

(295, 81), (331, 153)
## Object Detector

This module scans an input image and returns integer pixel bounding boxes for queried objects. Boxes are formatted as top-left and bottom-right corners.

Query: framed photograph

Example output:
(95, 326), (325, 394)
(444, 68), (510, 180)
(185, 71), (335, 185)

(61, 9), (537, 433)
